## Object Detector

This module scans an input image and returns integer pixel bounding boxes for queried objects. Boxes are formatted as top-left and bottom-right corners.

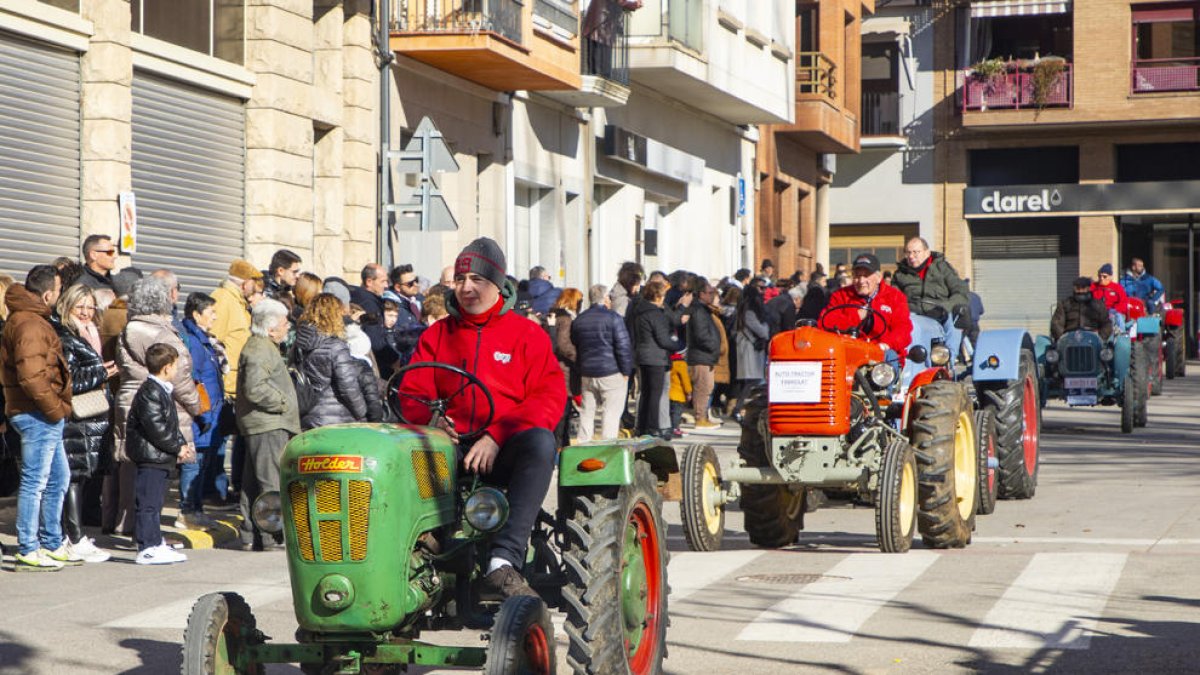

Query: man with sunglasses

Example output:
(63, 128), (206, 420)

(1091, 263), (1128, 313)
(380, 264), (426, 372)
(78, 234), (118, 291)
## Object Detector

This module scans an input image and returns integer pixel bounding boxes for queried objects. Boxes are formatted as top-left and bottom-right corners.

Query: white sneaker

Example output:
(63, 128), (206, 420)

(45, 543), (84, 566)
(70, 537), (112, 563)
(135, 544), (188, 565)
(13, 548), (64, 570)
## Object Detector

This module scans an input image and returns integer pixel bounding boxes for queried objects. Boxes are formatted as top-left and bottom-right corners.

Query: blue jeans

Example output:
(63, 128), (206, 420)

(12, 412), (68, 555)
(178, 447), (204, 514)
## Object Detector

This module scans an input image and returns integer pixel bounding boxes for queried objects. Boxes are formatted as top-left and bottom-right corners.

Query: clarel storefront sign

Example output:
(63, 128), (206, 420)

(964, 180), (1200, 218)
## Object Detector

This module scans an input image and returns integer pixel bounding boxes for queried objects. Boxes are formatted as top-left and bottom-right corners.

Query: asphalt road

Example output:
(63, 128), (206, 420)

(2, 369), (1199, 674)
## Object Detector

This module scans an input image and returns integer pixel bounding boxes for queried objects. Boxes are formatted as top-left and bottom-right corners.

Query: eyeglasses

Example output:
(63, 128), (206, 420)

(94, 249), (116, 256)
(1099, 273), (1111, 279)
(904, 249), (925, 255)
(401, 280), (419, 287)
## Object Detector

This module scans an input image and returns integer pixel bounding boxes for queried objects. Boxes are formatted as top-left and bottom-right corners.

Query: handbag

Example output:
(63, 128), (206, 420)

(71, 388), (110, 420)
(196, 382), (213, 415)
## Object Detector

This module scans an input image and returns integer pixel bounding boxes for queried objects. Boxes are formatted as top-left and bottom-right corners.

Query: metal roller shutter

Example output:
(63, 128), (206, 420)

(972, 234), (1076, 335)
(132, 73), (245, 296)
(0, 31), (80, 277)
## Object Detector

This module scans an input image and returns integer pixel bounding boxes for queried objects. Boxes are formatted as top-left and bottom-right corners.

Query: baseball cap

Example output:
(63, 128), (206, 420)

(852, 253), (880, 273)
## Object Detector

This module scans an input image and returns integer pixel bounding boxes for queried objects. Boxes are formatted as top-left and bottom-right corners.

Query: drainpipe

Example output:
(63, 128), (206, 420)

(814, 181), (830, 271)
(377, 0), (393, 267)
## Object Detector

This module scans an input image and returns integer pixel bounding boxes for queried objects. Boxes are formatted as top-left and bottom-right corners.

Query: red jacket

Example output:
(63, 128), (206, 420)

(1091, 282), (1128, 313)
(399, 290), (566, 446)
(819, 282), (913, 352)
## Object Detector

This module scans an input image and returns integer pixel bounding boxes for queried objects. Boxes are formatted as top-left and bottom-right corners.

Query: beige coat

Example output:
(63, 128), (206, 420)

(210, 280), (250, 398)
(114, 314), (201, 462)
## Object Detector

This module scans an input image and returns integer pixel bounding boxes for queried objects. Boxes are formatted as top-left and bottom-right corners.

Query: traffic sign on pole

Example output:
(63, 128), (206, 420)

(386, 117), (460, 232)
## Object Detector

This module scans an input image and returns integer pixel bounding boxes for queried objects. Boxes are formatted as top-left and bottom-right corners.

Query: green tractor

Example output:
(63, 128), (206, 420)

(182, 363), (677, 675)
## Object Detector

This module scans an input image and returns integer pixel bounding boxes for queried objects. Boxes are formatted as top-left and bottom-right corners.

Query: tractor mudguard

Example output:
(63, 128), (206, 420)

(900, 367), (951, 429)
(1135, 316), (1160, 337)
(559, 437), (679, 488)
(973, 329), (1034, 383)
(1112, 333), (1132, 382)
(1033, 334), (1053, 363)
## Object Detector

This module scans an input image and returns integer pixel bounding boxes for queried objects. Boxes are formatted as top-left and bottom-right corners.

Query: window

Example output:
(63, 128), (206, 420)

(1131, 3), (1199, 92)
(38, 0), (79, 11)
(796, 2), (818, 53)
(861, 42), (899, 135)
(131, 0), (245, 65)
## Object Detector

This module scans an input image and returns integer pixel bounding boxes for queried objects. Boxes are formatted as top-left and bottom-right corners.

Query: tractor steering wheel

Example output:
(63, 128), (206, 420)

(819, 303), (892, 341)
(387, 362), (496, 443)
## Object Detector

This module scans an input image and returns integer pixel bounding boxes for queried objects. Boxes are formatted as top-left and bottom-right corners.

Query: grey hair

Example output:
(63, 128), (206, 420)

(251, 298), (289, 338)
(151, 268), (179, 292)
(788, 285), (805, 300)
(127, 278), (173, 317)
(588, 284), (608, 305)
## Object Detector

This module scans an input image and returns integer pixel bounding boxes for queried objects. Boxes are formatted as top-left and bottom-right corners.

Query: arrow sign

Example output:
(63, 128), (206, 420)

(386, 116), (460, 232)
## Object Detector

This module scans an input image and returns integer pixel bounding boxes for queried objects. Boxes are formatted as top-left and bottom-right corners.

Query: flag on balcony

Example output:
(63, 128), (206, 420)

(970, 0), (1070, 18)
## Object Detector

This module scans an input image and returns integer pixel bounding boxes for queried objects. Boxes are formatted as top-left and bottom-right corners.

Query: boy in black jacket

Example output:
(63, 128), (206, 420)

(128, 343), (193, 565)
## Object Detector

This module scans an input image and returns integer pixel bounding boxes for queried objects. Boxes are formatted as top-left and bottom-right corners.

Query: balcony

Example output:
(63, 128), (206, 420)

(797, 51), (836, 98)
(541, 0), (632, 107)
(389, 0), (581, 91)
(861, 91), (900, 137)
(960, 61), (1073, 112)
(1132, 58), (1200, 94)
(778, 51), (858, 153)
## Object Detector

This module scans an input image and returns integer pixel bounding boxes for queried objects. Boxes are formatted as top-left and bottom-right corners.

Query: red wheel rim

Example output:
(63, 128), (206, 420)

(626, 501), (664, 675)
(523, 622), (552, 675)
(986, 428), (997, 493)
(1021, 374), (1038, 474)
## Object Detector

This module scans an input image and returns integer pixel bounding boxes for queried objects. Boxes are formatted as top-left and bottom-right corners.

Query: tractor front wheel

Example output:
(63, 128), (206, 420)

(182, 592), (263, 675)
(909, 382), (977, 549)
(561, 461), (668, 675)
(736, 388), (803, 548)
(974, 410), (999, 516)
(980, 349), (1040, 500)
(486, 595), (556, 675)
(1131, 342), (1149, 428)
(1147, 335), (1164, 396)
(1165, 335), (1179, 380)
(681, 444), (724, 552)
(874, 438), (917, 553)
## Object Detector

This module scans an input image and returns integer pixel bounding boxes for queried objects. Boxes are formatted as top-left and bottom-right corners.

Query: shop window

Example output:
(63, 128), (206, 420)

(132, 0), (245, 65)
(969, 146), (1079, 187)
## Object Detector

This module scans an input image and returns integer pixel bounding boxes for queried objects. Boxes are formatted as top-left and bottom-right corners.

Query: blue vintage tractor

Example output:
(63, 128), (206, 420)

(1035, 318), (1147, 434)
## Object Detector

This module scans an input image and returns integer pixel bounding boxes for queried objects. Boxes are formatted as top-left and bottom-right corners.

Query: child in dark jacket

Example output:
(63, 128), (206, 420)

(128, 343), (193, 565)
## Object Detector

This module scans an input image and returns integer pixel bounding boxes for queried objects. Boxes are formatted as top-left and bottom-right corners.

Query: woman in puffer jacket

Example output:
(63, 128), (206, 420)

(53, 284), (115, 562)
(292, 293), (369, 430)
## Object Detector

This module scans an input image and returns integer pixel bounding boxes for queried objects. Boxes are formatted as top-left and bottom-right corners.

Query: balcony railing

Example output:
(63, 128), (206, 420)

(667, 0), (703, 52)
(861, 91), (900, 135)
(535, 0), (577, 35)
(1132, 58), (1200, 93)
(582, 2), (629, 85)
(960, 63), (1073, 112)
(393, 0), (524, 45)
(797, 51), (836, 98)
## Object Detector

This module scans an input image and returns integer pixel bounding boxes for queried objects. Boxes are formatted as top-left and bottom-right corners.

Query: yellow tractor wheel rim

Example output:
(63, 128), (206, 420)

(954, 411), (977, 520)
(899, 459), (916, 538)
(701, 461), (722, 533)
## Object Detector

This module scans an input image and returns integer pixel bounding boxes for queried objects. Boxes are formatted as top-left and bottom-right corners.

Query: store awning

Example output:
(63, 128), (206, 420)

(862, 16), (910, 41)
(970, 0), (1071, 18)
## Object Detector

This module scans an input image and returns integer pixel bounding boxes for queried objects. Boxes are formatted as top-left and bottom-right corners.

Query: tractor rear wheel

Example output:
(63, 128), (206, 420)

(1131, 341), (1149, 428)
(182, 592), (263, 675)
(486, 596), (556, 675)
(874, 438), (917, 553)
(974, 410), (999, 516)
(980, 349), (1040, 500)
(909, 382), (976, 549)
(1147, 335), (1164, 396)
(561, 461), (668, 675)
(736, 387), (803, 548)
(681, 444), (724, 552)
(1174, 334), (1188, 377)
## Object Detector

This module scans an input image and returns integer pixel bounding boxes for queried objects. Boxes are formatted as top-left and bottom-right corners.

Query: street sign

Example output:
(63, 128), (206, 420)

(386, 117), (460, 232)
(737, 176), (746, 217)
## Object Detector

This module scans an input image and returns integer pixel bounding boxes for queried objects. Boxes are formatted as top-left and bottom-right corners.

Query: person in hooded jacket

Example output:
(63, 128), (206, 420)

(292, 293), (369, 430)
(628, 280), (679, 438)
(399, 237), (566, 601)
(178, 292), (227, 530)
(52, 284), (114, 562)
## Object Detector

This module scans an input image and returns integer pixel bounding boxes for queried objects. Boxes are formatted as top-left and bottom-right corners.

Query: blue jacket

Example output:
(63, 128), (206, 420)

(1121, 270), (1164, 308)
(181, 319), (225, 447)
(570, 304), (634, 378)
(527, 279), (562, 316)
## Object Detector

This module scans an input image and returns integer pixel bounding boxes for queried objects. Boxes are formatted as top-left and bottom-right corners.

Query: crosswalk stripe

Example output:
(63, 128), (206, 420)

(736, 551), (939, 643)
(102, 578), (293, 629)
(968, 552), (1127, 650)
(669, 550), (766, 602)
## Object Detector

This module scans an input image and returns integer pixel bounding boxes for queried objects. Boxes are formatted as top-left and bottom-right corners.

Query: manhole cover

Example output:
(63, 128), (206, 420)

(736, 573), (849, 585)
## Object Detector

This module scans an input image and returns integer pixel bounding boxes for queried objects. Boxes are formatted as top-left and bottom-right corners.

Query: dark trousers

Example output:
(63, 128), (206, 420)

(481, 427), (557, 570)
(636, 365), (668, 435)
(239, 430), (292, 548)
(134, 465), (169, 551)
(230, 434), (245, 494)
(62, 481), (83, 542)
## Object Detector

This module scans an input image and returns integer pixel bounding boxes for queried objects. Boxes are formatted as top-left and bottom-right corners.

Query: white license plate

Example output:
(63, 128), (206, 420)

(1067, 394), (1098, 407)
(769, 362), (823, 404)
(1064, 377), (1097, 390)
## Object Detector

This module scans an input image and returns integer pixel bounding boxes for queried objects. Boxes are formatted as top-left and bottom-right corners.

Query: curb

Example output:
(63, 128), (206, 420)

(161, 508), (244, 550)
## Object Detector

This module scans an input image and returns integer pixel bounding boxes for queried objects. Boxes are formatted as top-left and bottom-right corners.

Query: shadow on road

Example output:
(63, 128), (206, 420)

(117, 637), (181, 674)
(0, 630), (34, 675)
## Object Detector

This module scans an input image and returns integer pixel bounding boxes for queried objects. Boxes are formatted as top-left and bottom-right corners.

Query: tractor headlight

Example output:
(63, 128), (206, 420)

(1044, 349), (1060, 364)
(930, 344), (952, 367)
(869, 363), (896, 389)
(464, 487), (509, 533)
(252, 491), (283, 534)
(1100, 348), (1114, 362)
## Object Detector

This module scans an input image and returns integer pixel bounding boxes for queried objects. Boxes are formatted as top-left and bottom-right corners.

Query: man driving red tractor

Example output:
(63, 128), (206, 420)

(819, 253), (913, 359)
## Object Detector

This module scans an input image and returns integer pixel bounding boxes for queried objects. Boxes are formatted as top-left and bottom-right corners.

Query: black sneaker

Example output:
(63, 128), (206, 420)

(483, 565), (539, 600)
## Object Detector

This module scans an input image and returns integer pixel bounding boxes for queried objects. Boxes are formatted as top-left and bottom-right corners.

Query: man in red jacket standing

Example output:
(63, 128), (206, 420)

(400, 237), (566, 599)
(820, 253), (913, 357)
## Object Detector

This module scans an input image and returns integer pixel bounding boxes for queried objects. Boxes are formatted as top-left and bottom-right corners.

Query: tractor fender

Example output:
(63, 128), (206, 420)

(558, 437), (679, 488)
(972, 329), (1035, 383)
(1135, 316), (1161, 337)
(1112, 333), (1133, 382)
(901, 368), (952, 430)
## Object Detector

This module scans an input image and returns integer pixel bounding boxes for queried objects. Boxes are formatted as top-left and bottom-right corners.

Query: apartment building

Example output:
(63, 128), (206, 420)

(934, 0), (1200, 334)
(0, 0), (377, 291)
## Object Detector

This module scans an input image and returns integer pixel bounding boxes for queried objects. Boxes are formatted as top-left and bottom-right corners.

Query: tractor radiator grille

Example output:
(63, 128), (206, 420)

(768, 358), (844, 434)
(412, 450), (451, 500)
(287, 478), (373, 563)
(1062, 344), (1097, 375)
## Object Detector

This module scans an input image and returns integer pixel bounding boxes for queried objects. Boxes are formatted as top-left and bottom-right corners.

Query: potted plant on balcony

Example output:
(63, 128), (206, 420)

(969, 58), (1009, 110)
(1031, 56), (1067, 111)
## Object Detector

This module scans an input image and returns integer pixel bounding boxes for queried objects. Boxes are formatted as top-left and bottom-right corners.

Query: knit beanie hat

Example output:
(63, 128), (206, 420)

(454, 237), (507, 290)
(1098, 263), (1114, 276)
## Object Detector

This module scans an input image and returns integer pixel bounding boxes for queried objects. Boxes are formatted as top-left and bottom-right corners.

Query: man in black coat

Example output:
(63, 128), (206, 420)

(686, 279), (722, 429)
(1052, 276), (1113, 340)
(570, 285), (634, 441)
(765, 285), (803, 338)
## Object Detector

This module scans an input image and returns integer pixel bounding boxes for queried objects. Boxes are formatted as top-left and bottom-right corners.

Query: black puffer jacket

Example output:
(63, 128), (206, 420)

(127, 379), (186, 467)
(52, 317), (110, 480)
(570, 305), (633, 378)
(292, 323), (368, 430)
(628, 299), (679, 368)
(354, 358), (385, 423)
(685, 305), (721, 366)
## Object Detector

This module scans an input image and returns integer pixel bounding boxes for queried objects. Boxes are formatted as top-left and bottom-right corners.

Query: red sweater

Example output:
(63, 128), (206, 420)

(399, 301), (566, 446)
(820, 282), (913, 352)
